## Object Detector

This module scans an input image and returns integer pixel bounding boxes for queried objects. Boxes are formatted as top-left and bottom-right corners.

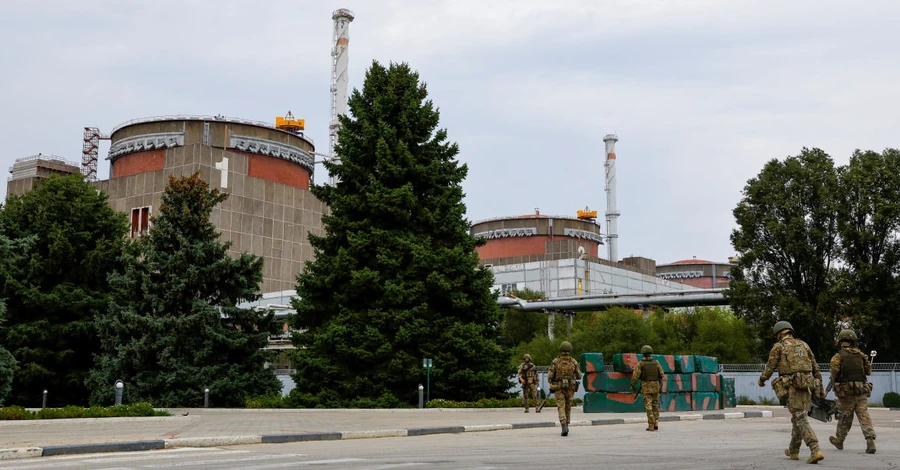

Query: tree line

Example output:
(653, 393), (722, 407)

(726, 147), (900, 362)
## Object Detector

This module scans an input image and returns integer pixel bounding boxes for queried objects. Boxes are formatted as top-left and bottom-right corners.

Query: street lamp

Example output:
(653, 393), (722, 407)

(114, 380), (124, 406)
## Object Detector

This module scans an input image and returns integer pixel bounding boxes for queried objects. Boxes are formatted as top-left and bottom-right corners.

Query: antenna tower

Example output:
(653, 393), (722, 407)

(328, 8), (355, 186)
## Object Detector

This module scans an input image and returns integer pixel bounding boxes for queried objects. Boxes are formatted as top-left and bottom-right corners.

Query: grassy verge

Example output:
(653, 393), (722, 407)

(0, 402), (170, 420)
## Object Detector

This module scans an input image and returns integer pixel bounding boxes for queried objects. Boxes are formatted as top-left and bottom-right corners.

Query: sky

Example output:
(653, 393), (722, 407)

(1, 0), (899, 265)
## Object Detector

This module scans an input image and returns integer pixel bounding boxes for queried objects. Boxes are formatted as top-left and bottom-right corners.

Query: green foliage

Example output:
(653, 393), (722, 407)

(289, 61), (512, 408)
(0, 300), (15, 407)
(727, 148), (841, 358)
(499, 289), (548, 348)
(883, 392), (900, 408)
(511, 306), (756, 366)
(0, 174), (128, 406)
(245, 392), (287, 409)
(425, 397), (582, 408)
(728, 147), (900, 361)
(88, 172), (282, 407)
(0, 402), (168, 420)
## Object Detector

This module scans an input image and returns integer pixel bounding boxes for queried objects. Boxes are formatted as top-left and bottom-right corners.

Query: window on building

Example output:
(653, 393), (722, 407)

(501, 283), (517, 294)
(130, 206), (152, 238)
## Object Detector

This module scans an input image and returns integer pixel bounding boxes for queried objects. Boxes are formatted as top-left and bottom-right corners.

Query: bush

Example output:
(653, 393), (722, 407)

(737, 395), (756, 405)
(883, 391), (900, 408)
(246, 393), (287, 409)
(0, 402), (168, 420)
(425, 397), (582, 409)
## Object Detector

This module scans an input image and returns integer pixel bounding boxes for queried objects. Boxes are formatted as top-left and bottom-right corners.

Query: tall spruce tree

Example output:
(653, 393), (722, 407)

(88, 173), (281, 407)
(0, 175), (127, 406)
(289, 61), (512, 407)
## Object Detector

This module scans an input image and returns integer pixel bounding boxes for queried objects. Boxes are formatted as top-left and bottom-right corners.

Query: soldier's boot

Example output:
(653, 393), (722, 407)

(866, 438), (876, 454)
(828, 436), (843, 450)
(561, 423), (569, 437)
(806, 448), (824, 464)
(524, 408), (529, 413)
(784, 449), (799, 460)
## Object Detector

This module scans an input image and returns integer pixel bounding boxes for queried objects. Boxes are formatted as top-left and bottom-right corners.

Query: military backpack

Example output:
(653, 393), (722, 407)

(553, 357), (578, 391)
(778, 338), (814, 375)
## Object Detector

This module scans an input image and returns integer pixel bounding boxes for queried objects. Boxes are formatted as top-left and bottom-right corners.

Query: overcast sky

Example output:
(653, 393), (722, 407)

(1, 0), (898, 265)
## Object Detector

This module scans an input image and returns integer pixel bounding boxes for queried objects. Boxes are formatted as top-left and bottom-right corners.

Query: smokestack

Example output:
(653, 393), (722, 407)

(328, 8), (355, 186)
(603, 134), (620, 262)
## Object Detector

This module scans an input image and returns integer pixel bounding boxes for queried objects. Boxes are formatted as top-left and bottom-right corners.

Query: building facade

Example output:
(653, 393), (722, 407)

(470, 212), (693, 297)
(6, 116), (327, 296)
(655, 258), (735, 289)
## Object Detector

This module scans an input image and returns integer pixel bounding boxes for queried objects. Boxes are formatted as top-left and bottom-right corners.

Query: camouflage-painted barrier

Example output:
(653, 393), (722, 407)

(692, 373), (721, 392)
(612, 353), (676, 373)
(693, 355), (719, 373)
(612, 353), (640, 373)
(661, 374), (693, 393)
(723, 377), (737, 408)
(583, 392), (645, 413)
(675, 355), (696, 373)
(579, 353), (605, 373)
(585, 371), (636, 393)
(693, 392), (721, 410)
(659, 393), (693, 412)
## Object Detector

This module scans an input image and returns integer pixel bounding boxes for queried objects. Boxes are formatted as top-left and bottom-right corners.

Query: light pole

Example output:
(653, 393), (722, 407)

(114, 380), (124, 406)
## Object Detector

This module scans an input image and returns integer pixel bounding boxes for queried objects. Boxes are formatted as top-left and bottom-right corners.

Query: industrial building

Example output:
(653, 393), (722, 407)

(472, 134), (695, 298)
(655, 257), (737, 289)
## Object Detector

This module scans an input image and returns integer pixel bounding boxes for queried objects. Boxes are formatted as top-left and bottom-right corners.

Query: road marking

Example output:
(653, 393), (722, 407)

(229, 458), (368, 469)
(357, 464), (429, 470)
(78, 449), (251, 464)
(142, 453), (311, 468)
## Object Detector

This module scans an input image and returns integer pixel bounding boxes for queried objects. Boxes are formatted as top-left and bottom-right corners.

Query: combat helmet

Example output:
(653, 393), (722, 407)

(641, 345), (653, 356)
(559, 341), (573, 353)
(523, 353), (532, 361)
(773, 320), (794, 336)
(837, 329), (858, 344)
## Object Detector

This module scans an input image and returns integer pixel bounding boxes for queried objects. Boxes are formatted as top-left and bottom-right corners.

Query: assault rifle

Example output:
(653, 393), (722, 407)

(809, 396), (841, 423)
(537, 392), (549, 412)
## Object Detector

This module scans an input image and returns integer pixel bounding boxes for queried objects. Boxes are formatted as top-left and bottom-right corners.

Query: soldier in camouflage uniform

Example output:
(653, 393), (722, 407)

(828, 329), (876, 454)
(630, 345), (665, 431)
(758, 320), (825, 464)
(547, 341), (583, 437)
(517, 353), (540, 413)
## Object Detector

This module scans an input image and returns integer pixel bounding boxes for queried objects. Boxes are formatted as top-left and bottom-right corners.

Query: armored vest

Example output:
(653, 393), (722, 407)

(838, 348), (866, 383)
(640, 359), (660, 381)
(777, 337), (813, 375)
(521, 362), (538, 383)
(555, 357), (577, 381)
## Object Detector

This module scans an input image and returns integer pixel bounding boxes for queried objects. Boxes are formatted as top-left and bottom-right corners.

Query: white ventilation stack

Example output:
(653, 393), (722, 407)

(603, 134), (620, 262)
(328, 8), (355, 186)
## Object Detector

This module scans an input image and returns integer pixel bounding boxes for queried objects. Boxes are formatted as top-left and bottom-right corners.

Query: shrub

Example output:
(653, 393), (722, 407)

(246, 393), (287, 409)
(0, 402), (168, 420)
(883, 391), (900, 408)
(425, 397), (583, 409)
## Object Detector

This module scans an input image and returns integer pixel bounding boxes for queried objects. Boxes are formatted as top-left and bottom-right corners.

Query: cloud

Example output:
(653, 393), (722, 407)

(2, 0), (899, 265)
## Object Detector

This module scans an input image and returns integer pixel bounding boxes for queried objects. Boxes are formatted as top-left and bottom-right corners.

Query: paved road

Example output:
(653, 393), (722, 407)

(2, 411), (897, 469)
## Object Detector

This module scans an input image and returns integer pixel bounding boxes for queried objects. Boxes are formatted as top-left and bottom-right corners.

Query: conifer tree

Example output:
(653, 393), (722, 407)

(289, 61), (512, 407)
(0, 175), (126, 406)
(88, 173), (281, 407)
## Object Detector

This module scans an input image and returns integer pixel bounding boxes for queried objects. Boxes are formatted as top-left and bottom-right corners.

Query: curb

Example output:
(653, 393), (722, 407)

(0, 410), (773, 461)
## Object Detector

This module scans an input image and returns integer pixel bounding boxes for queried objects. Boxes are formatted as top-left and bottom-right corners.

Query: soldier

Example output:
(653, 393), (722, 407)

(517, 353), (540, 413)
(758, 321), (825, 464)
(630, 345), (664, 431)
(828, 329), (876, 454)
(547, 341), (583, 436)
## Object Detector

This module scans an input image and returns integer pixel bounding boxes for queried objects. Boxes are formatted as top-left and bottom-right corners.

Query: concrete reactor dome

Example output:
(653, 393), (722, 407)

(470, 212), (603, 263)
(108, 115), (316, 190)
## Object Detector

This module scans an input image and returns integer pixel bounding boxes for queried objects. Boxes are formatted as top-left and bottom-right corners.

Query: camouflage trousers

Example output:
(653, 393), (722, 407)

(522, 383), (539, 409)
(834, 393), (876, 442)
(554, 388), (575, 424)
(642, 391), (660, 427)
(787, 388), (819, 453)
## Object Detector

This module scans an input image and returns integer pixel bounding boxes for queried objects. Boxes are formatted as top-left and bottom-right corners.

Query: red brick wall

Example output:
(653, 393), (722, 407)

(476, 237), (549, 259)
(245, 153), (311, 190)
(111, 150), (166, 178)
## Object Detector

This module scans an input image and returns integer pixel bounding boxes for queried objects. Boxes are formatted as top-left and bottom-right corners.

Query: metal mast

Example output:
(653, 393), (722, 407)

(603, 134), (620, 262)
(328, 8), (355, 186)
